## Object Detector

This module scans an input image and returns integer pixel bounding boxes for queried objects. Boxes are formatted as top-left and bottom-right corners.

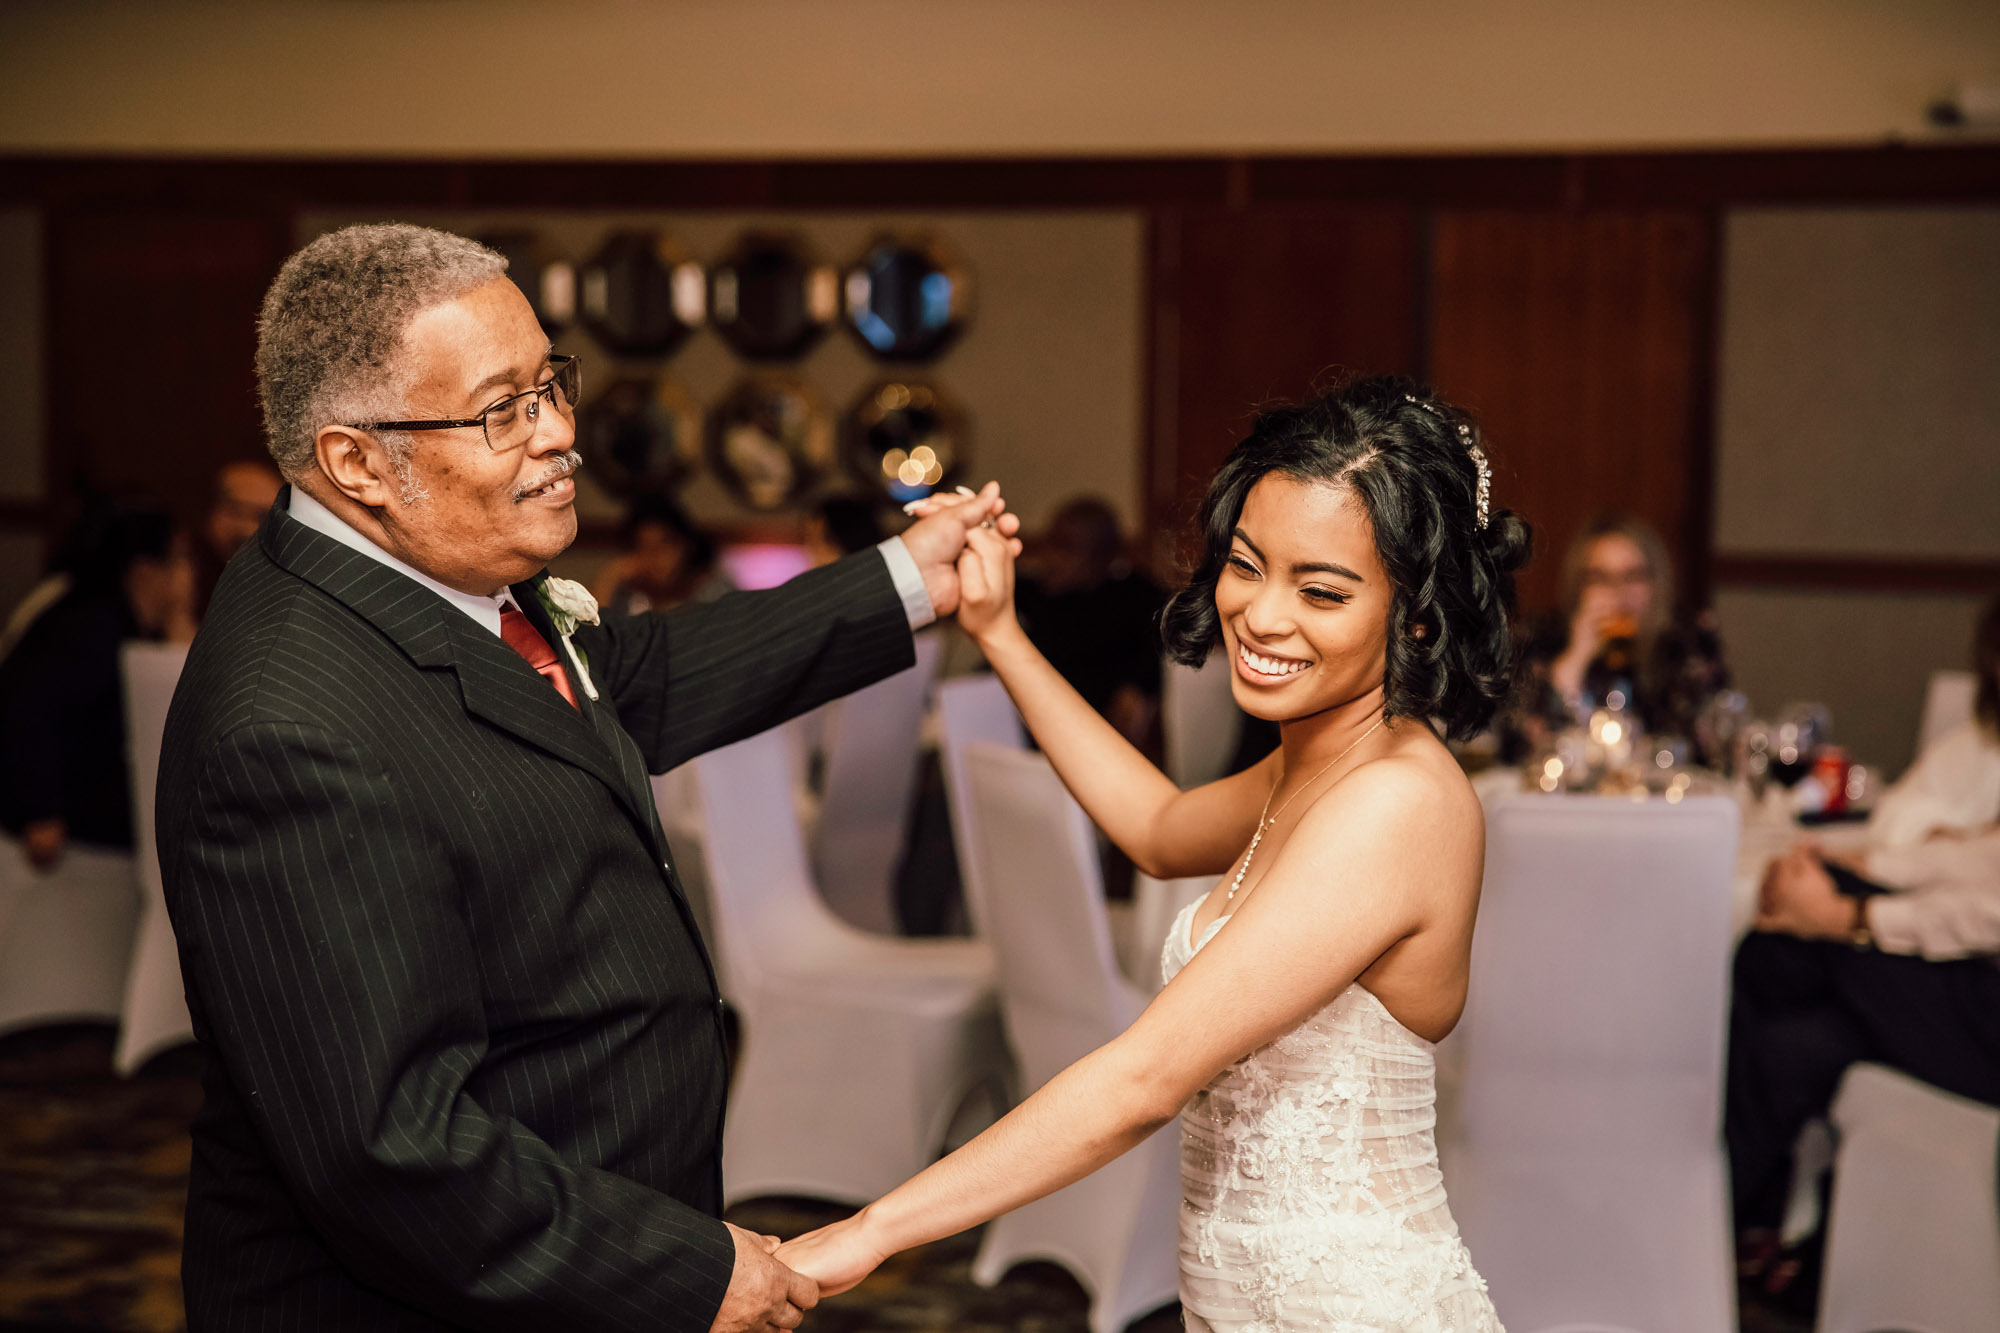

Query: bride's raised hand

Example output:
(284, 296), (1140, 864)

(953, 521), (1019, 646)
(772, 1214), (888, 1298)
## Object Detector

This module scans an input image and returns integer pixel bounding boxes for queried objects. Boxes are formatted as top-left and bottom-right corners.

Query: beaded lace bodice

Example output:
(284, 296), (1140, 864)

(1164, 901), (1501, 1332)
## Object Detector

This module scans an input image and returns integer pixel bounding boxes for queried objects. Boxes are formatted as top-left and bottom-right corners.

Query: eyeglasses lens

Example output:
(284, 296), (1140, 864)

(481, 359), (582, 452)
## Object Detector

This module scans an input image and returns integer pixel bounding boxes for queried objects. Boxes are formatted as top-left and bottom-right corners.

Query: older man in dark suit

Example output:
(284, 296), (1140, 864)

(158, 224), (1018, 1332)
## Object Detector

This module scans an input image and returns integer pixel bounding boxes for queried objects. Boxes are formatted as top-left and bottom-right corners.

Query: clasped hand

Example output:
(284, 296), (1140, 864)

(898, 481), (1023, 618)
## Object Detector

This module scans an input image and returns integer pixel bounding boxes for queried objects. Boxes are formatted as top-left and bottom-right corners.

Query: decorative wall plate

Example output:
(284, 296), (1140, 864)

(705, 375), (834, 510)
(843, 236), (970, 361)
(481, 232), (576, 335)
(575, 376), (702, 498)
(708, 232), (839, 361)
(844, 379), (965, 503)
(578, 231), (706, 357)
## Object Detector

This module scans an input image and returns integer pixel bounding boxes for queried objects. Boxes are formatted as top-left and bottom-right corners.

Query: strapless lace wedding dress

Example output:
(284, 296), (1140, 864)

(1164, 901), (1501, 1332)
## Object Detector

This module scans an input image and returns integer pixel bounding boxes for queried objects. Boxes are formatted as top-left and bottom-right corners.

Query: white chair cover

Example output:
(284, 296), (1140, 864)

(115, 641), (194, 1073)
(694, 726), (1011, 1206)
(1162, 650), (1239, 790)
(1442, 794), (1741, 1333)
(961, 744), (1180, 1333)
(810, 633), (943, 933)
(0, 836), (138, 1039)
(1818, 1062), (2000, 1333)
(1919, 668), (1979, 755)
(935, 675), (1026, 938)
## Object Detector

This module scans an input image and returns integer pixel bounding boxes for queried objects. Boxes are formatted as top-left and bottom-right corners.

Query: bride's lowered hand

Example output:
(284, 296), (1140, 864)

(772, 1213), (888, 1298)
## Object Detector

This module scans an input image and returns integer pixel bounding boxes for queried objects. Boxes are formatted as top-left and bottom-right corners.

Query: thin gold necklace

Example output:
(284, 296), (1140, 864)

(1226, 715), (1388, 903)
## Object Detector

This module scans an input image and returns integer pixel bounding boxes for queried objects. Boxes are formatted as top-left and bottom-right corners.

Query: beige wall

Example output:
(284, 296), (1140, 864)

(1715, 206), (2000, 776)
(297, 210), (1147, 539)
(1716, 208), (2000, 558)
(5, 1), (1997, 157)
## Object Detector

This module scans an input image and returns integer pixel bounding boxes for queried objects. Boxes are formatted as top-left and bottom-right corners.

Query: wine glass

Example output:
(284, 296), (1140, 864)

(1739, 719), (1773, 799)
(1697, 690), (1749, 776)
(1770, 702), (1830, 789)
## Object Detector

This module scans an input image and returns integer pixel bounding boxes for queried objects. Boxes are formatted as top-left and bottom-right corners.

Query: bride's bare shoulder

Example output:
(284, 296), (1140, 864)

(1338, 726), (1481, 828)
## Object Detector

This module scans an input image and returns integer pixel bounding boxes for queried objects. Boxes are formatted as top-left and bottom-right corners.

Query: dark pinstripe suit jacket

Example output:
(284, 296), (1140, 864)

(158, 499), (913, 1331)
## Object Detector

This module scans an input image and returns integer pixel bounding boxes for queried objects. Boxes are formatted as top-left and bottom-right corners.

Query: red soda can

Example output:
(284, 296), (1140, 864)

(1812, 747), (1851, 814)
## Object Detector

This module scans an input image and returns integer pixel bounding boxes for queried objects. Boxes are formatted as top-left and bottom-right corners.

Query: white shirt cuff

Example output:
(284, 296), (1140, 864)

(877, 536), (936, 630)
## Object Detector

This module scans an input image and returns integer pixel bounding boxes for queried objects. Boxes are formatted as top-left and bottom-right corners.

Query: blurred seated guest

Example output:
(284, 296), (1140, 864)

(1014, 496), (1165, 748)
(1868, 592), (2000, 848)
(1502, 513), (1728, 760)
(804, 494), (886, 568)
(1726, 828), (2000, 1293)
(590, 493), (735, 616)
(0, 503), (197, 868)
(195, 458), (283, 610)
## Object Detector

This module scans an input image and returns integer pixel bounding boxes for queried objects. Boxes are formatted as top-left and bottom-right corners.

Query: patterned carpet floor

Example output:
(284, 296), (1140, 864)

(0, 1025), (1808, 1332)
(0, 1026), (1180, 1333)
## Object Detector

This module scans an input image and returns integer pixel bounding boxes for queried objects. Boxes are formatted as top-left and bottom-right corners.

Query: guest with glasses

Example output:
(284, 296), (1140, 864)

(1500, 512), (1730, 761)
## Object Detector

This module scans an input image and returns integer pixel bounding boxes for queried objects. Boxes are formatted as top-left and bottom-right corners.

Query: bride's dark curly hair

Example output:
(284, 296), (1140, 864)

(1160, 375), (1532, 741)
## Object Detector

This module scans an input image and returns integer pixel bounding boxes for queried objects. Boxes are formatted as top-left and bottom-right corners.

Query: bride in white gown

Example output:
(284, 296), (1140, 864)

(778, 376), (1529, 1331)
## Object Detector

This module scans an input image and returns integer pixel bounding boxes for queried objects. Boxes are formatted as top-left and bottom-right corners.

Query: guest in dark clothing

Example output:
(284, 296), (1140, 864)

(193, 459), (282, 613)
(1500, 513), (1729, 761)
(806, 494), (886, 567)
(0, 504), (197, 868)
(1727, 597), (2000, 1298)
(589, 493), (735, 616)
(1013, 496), (1165, 748)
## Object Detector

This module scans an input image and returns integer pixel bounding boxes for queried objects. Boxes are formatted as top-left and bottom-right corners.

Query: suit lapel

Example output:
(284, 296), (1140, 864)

(261, 498), (660, 854)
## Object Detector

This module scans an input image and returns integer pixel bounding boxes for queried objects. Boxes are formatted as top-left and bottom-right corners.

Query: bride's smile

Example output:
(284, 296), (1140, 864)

(1235, 640), (1312, 682)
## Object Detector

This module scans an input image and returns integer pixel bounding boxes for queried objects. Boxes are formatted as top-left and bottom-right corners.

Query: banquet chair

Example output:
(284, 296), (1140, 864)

(810, 632), (943, 933)
(1917, 668), (1978, 754)
(962, 743), (1180, 1333)
(1442, 795), (1741, 1333)
(694, 726), (1010, 1206)
(935, 674), (1026, 937)
(1162, 649), (1239, 789)
(115, 641), (194, 1073)
(1815, 1062), (2000, 1333)
(0, 839), (139, 1038)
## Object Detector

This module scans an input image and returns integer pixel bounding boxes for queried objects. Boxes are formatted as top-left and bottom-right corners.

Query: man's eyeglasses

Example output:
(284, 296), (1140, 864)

(350, 355), (583, 453)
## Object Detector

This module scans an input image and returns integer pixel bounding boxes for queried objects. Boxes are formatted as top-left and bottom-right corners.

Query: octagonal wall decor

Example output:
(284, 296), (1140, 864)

(578, 230), (707, 357)
(843, 236), (971, 362)
(480, 232), (577, 336)
(576, 376), (702, 499)
(706, 374), (835, 511)
(709, 231), (840, 361)
(845, 379), (966, 504)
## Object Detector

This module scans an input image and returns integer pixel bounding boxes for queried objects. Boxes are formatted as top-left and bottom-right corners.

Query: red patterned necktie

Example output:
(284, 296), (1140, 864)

(499, 605), (579, 710)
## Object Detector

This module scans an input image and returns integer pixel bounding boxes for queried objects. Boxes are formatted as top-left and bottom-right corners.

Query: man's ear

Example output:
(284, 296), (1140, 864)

(314, 426), (397, 509)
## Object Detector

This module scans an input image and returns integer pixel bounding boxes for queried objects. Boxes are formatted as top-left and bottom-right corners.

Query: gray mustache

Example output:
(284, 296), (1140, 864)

(515, 450), (582, 500)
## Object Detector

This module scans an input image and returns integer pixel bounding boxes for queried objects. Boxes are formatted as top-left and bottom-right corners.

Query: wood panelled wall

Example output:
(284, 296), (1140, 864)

(4, 148), (1997, 613)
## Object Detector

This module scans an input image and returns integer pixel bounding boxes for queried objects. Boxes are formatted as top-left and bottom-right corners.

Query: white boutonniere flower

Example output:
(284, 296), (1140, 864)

(534, 576), (602, 701)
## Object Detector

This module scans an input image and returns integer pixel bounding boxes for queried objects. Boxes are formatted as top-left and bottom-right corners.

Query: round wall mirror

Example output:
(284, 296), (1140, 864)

(843, 236), (970, 361)
(705, 375), (833, 511)
(578, 231), (706, 357)
(575, 377), (701, 498)
(709, 232), (839, 361)
(844, 379), (965, 504)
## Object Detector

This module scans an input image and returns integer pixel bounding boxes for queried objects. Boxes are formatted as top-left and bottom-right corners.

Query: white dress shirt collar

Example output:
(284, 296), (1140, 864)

(285, 486), (512, 638)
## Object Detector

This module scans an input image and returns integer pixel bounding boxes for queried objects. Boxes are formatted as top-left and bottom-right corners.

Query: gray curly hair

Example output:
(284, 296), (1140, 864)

(255, 223), (508, 481)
